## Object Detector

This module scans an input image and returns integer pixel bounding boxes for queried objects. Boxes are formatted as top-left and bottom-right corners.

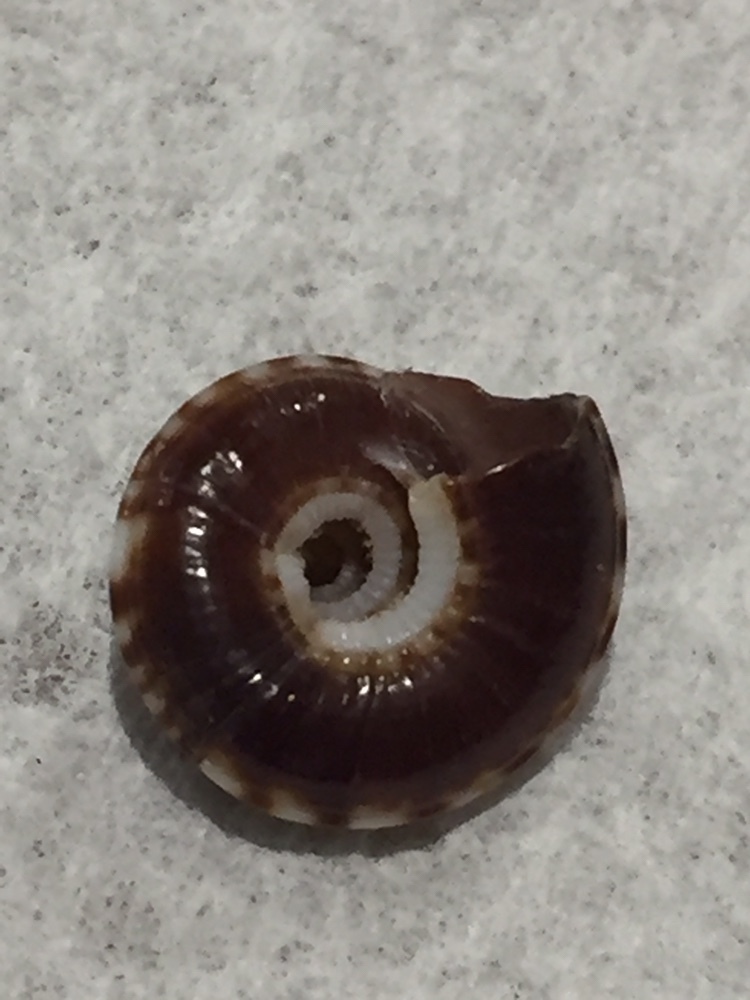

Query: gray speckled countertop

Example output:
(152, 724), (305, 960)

(3, 2), (750, 998)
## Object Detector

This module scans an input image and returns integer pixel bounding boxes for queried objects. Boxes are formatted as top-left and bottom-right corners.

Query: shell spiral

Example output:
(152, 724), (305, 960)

(109, 355), (626, 828)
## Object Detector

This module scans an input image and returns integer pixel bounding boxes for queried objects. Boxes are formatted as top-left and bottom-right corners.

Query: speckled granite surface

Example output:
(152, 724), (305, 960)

(3, 2), (750, 998)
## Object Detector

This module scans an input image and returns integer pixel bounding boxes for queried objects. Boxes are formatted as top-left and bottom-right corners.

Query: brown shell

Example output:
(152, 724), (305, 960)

(109, 355), (626, 828)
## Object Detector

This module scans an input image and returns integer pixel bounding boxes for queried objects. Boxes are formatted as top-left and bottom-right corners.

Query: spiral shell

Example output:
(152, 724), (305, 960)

(110, 355), (626, 828)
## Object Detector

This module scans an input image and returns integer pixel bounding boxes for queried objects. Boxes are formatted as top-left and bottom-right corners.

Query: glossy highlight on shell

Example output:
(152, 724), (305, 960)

(109, 355), (627, 828)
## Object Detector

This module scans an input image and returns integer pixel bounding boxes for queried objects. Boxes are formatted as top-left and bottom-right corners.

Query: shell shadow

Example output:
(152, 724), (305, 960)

(108, 639), (613, 858)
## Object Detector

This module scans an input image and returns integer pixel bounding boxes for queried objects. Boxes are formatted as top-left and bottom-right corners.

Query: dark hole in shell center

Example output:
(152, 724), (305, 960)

(298, 518), (373, 602)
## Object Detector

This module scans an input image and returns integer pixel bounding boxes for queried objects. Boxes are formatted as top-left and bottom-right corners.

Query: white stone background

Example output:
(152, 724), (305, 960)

(2, 1), (749, 998)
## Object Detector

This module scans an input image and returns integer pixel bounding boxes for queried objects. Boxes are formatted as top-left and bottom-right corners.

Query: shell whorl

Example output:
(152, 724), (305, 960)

(110, 355), (627, 829)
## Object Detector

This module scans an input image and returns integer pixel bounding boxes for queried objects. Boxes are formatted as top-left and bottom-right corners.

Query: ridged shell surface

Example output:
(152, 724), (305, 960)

(110, 355), (626, 828)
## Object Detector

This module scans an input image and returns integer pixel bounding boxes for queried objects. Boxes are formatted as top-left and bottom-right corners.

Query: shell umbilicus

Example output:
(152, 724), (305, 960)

(109, 355), (626, 828)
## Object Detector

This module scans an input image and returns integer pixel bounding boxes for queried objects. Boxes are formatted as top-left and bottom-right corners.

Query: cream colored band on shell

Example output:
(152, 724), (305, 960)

(273, 476), (461, 654)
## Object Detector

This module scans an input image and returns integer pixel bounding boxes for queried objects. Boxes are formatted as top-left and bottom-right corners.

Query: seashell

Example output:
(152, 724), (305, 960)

(110, 355), (626, 829)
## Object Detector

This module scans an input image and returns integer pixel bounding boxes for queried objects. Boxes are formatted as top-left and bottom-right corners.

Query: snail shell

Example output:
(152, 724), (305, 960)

(110, 355), (626, 829)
